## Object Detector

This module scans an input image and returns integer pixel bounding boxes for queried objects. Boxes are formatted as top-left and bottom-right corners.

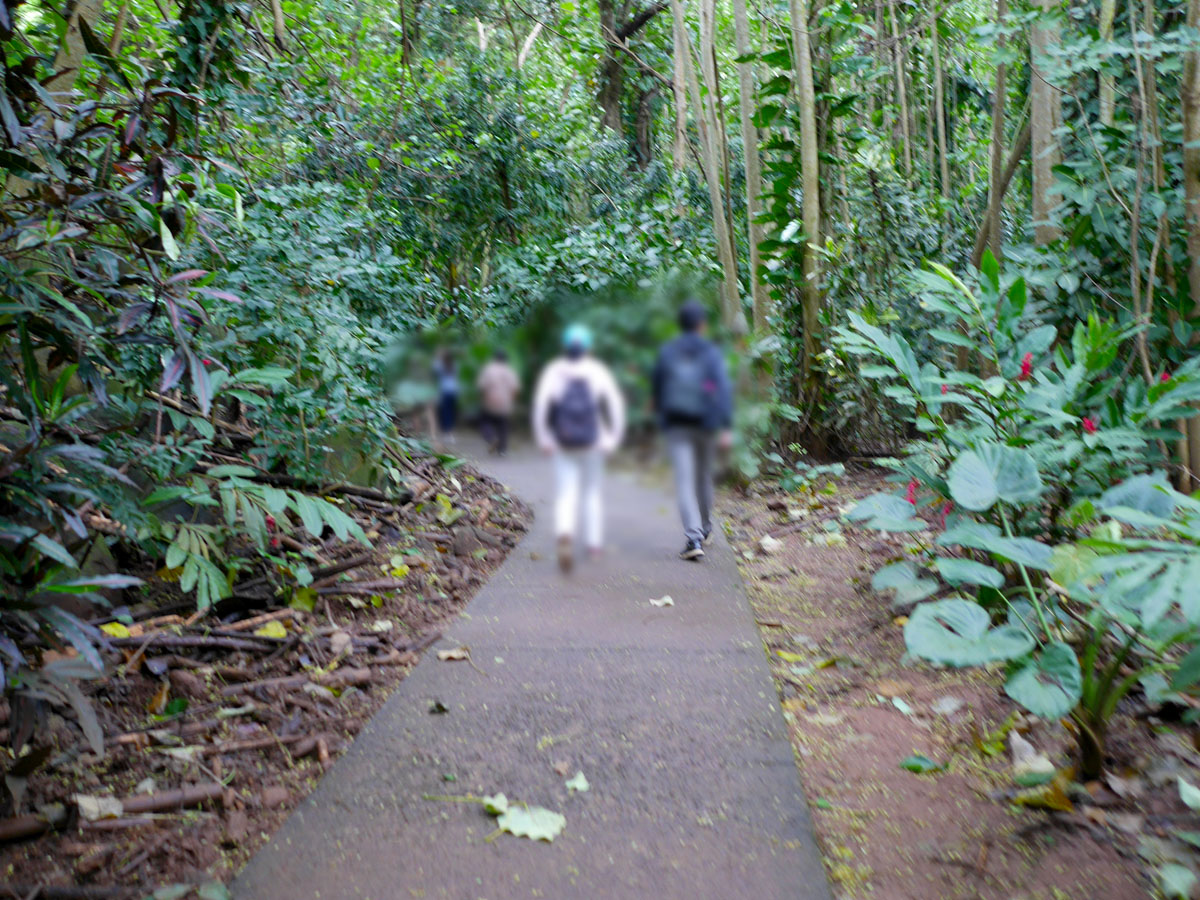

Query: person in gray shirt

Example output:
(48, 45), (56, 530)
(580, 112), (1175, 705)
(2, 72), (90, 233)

(651, 301), (733, 561)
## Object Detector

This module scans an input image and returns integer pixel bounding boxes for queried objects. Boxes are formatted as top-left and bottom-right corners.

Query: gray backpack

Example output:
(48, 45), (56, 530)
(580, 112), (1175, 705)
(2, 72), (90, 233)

(661, 348), (711, 420)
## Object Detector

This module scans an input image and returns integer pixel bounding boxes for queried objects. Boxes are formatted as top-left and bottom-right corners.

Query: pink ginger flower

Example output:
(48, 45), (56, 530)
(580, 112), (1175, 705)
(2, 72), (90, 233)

(1081, 417), (1098, 435)
(1019, 352), (1033, 381)
(905, 479), (919, 506)
(1161, 372), (1171, 383)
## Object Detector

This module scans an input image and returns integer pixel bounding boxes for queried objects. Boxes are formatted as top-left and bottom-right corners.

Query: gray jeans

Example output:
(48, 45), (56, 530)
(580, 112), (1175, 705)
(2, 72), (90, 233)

(666, 426), (716, 543)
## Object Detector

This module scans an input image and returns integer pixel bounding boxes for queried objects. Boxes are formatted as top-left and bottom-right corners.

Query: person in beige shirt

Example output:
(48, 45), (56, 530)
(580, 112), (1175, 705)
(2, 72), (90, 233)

(476, 349), (521, 456)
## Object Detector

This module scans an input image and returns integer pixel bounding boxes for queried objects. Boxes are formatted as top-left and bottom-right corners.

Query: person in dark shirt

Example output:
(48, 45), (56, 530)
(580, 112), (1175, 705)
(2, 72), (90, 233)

(651, 301), (733, 561)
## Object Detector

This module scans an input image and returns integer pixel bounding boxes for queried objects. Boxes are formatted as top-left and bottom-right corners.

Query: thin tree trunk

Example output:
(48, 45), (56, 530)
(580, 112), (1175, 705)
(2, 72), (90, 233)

(733, 0), (769, 332)
(598, 0), (624, 137)
(1099, 0), (1117, 125)
(47, 0), (105, 96)
(673, 0), (746, 334)
(971, 118), (1031, 267)
(985, 0), (1009, 264)
(888, 0), (913, 176)
(1031, 0), (1063, 244)
(931, 16), (950, 202)
(1181, 0), (1200, 488)
(790, 0), (823, 382)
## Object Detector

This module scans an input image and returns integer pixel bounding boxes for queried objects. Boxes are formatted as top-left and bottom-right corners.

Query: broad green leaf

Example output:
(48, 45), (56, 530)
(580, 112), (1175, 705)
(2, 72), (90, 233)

(905, 598), (1034, 667)
(934, 557), (1004, 589)
(947, 444), (1042, 512)
(482, 793), (508, 815)
(1003, 642), (1081, 719)
(1160, 864), (1199, 900)
(1180, 777), (1200, 812)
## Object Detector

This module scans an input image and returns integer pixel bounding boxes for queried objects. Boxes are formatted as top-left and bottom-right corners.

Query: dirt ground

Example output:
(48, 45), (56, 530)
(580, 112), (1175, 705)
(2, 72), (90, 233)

(722, 467), (1196, 900)
(0, 455), (530, 899)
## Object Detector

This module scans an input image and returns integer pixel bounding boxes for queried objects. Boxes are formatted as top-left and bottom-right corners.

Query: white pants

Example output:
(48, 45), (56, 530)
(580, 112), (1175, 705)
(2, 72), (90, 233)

(553, 449), (605, 548)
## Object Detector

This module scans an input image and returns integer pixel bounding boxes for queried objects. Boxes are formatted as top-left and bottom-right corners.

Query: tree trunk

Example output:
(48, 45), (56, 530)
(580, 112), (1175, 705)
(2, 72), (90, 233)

(971, 118), (1031, 267)
(790, 0), (823, 382)
(888, 0), (913, 176)
(46, 0), (105, 96)
(671, 8), (689, 170)
(1099, 0), (1117, 126)
(598, 0), (624, 137)
(733, 0), (769, 332)
(931, 16), (950, 202)
(1182, 0), (1200, 489)
(672, 0), (746, 334)
(1031, 0), (1063, 244)
(985, 0), (1009, 264)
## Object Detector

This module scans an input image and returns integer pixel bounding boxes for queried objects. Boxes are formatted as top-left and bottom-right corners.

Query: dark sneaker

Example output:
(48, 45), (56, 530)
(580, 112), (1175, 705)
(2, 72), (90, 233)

(680, 540), (705, 561)
(702, 527), (713, 545)
(557, 536), (574, 574)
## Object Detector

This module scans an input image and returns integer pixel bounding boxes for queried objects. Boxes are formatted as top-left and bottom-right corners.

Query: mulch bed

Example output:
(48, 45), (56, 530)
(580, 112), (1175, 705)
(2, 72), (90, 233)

(0, 453), (530, 899)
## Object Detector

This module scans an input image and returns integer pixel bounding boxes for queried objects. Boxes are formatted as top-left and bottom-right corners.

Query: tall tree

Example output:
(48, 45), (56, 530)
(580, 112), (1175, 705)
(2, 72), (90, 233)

(1182, 0), (1200, 488)
(673, 0), (746, 333)
(733, 0), (769, 331)
(930, 16), (950, 203)
(789, 0), (822, 382)
(985, 0), (1009, 263)
(1030, 0), (1062, 244)
(1099, 0), (1117, 125)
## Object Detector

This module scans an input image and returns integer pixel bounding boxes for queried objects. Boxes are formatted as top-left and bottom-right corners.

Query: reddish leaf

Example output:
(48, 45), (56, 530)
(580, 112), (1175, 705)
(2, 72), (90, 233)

(161, 350), (186, 391)
(198, 288), (243, 303)
(167, 268), (208, 285)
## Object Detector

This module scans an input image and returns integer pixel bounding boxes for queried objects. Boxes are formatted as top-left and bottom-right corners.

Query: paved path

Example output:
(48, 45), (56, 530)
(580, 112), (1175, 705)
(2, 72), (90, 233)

(233, 445), (832, 900)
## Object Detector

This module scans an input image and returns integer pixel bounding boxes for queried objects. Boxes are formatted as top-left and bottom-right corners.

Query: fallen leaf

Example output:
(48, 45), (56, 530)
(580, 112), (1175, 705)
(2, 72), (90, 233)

(134, 777), (156, 795)
(649, 595), (674, 607)
(900, 754), (943, 774)
(197, 882), (233, 900)
(74, 794), (123, 822)
(146, 681), (169, 715)
(759, 535), (783, 555)
(482, 793), (508, 815)
(891, 697), (915, 716)
(369, 619), (394, 633)
(437, 646), (470, 661)
(1014, 773), (1073, 811)
(552, 760), (570, 777)
(329, 630), (352, 656)
(100, 622), (131, 639)
(429, 700), (449, 714)
(254, 621), (288, 640)
(565, 771), (590, 793)
(875, 679), (911, 698)
(497, 805), (566, 842)
(931, 696), (966, 717)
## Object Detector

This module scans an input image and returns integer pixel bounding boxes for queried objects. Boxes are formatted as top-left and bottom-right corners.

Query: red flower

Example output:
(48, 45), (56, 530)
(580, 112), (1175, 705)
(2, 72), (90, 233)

(1161, 372), (1171, 383)
(269, 536), (280, 550)
(1019, 352), (1033, 381)
(202, 358), (213, 366)
(265, 514), (276, 531)
(1081, 417), (1098, 434)
(938, 502), (953, 529)
(940, 384), (949, 395)
(905, 479), (919, 506)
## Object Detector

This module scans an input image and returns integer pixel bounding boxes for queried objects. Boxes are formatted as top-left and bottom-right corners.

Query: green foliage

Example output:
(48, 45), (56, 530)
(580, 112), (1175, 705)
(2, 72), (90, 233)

(838, 255), (1200, 775)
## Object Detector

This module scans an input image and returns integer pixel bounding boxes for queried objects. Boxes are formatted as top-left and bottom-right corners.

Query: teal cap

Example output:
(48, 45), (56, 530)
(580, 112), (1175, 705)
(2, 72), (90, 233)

(562, 323), (593, 351)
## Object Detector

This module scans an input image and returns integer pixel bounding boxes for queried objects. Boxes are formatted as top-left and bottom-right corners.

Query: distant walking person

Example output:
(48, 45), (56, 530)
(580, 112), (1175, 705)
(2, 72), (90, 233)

(432, 349), (459, 446)
(532, 324), (626, 573)
(477, 349), (521, 456)
(653, 300), (733, 561)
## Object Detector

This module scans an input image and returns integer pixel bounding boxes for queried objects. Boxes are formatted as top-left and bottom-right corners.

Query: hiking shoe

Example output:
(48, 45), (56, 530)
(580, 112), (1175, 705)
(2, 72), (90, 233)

(680, 540), (705, 561)
(702, 527), (713, 545)
(557, 536), (574, 574)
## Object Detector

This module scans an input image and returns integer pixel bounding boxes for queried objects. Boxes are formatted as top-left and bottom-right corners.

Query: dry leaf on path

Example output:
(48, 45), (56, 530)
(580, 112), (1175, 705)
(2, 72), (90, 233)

(437, 646), (470, 661)
(329, 630), (352, 657)
(649, 595), (674, 607)
(75, 794), (123, 822)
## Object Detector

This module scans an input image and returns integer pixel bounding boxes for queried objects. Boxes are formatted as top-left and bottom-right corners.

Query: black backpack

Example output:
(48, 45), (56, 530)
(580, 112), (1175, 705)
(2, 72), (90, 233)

(550, 377), (600, 448)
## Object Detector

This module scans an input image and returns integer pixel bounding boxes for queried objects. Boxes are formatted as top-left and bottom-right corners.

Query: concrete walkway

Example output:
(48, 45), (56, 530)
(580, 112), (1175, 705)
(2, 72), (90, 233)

(233, 444), (832, 900)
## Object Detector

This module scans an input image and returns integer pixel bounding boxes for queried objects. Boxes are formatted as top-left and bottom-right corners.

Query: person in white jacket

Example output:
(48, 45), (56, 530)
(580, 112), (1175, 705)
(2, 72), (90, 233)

(532, 323), (626, 573)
